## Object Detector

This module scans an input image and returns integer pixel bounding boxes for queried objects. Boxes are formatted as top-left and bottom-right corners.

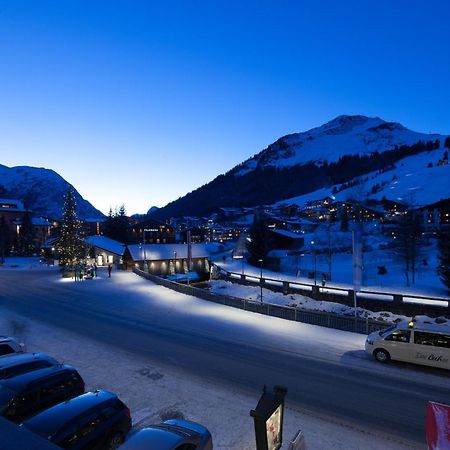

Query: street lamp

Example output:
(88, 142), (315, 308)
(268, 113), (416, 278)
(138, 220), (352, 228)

(174, 250), (177, 282)
(258, 258), (263, 303)
(311, 240), (317, 286)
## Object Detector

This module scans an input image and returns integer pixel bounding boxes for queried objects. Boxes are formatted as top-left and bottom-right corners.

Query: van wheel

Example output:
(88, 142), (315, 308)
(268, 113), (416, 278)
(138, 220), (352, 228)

(107, 432), (124, 450)
(374, 349), (390, 363)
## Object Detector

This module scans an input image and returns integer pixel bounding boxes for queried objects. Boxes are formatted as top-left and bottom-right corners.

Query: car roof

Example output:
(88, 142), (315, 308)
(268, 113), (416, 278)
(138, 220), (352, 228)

(0, 365), (77, 391)
(0, 337), (15, 344)
(0, 353), (55, 369)
(396, 320), (450, 334)
(120, 427), (188, 450)
(23, 391), (117, 437)
(164, 419), (208, 436)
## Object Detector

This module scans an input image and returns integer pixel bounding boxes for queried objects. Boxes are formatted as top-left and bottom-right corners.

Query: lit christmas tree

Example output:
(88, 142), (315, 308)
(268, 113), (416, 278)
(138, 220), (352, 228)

(56, 187), (85, 266)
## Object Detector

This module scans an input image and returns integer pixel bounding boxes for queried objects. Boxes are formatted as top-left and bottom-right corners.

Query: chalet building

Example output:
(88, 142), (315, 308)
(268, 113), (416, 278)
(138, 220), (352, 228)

(269, 229), (305, 250)
(81, 218), (106, 236)
(180, 227), (206, 243)
(0, 199), (26, 254)
(84, 235), (126, 266)
(32, 217), (52, 248)
(130, 218), (176, 244)
(124, 243), (210, 275)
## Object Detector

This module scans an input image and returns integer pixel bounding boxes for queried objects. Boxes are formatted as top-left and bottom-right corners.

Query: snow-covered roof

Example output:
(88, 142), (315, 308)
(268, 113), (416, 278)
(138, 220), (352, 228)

(32, 217), (51, 226)
(83, 217), (106, 223)
(127, 243), (210, 262)
(0, 198), (25, 212)
(269, 229), (304, 240)
(84, 235), (126, 256)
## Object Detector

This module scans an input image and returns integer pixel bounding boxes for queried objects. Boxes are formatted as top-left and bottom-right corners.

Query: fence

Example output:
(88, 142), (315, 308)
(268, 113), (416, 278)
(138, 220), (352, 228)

(213, 265), (450, 317)
(133, 268), (390, 334)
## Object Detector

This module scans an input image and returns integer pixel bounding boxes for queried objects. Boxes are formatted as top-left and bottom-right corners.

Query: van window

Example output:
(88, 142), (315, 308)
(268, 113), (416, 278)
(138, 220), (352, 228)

(0, 345), (14, 356)
(414, 331), (450, 348)
(385, 329), (411, 343)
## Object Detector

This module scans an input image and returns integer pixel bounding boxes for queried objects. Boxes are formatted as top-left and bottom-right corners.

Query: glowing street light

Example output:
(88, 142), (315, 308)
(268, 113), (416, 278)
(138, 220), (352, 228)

(258, 258), (263, 303)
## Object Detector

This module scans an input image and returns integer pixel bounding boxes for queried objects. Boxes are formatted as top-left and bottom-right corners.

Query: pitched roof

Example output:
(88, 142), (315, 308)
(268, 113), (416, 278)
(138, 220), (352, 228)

(84, 235), (126, 256)
(127, 243), (210, 261)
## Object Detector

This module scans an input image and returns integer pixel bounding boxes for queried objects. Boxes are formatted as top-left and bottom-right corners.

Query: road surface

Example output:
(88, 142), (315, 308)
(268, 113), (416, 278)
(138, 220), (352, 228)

(0, 268), (448, 445)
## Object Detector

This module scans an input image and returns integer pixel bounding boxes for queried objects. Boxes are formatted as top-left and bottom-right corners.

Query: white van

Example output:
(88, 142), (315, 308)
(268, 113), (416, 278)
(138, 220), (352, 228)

(365, 316), (450, 370)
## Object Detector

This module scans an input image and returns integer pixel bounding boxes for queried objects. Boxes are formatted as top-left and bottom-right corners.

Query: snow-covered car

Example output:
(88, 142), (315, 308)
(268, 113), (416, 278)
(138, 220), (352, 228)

(120, 419), (213, 450)
(0, 336), (25, 357)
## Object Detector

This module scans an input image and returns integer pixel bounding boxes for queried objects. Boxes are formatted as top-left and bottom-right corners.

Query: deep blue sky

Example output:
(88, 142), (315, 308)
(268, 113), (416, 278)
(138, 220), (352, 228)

(1, 1), (450, 215)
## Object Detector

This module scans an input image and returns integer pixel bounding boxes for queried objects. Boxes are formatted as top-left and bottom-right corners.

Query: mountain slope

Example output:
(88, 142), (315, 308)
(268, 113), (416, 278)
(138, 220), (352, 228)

(151, 115), (447, 219)
(0, 164), (104, 218)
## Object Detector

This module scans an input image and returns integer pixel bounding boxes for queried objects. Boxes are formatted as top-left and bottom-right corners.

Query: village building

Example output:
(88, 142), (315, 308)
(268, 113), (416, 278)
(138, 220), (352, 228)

(124, 243), (210, 276)
(129, 218), (176, 244)
(84, 235), (126, 267)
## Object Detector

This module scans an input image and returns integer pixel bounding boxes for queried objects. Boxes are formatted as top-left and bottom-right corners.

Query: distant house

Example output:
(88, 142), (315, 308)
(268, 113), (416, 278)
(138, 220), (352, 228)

(124, 243), (210, 275)
(84, 235), (126, 266)
(81, 218), (106, 236)
(0, 199), (26, 254)
(32, 217), (52, 248)
(130, 218), (176, 244)
(269, 229), (304, 250)
(180, 227), (206, 243)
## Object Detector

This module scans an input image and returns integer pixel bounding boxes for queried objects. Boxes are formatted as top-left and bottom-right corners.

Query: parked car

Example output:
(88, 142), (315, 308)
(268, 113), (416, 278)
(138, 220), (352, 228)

(22, 390), (132, 450)
(120, 419), (213, 450)
(0, 364), (84, 423)
(0, 352), (59, 380)
(0, 336), (26, 357)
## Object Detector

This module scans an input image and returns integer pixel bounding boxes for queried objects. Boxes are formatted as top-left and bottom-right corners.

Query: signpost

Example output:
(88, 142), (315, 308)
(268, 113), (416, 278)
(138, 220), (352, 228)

(250, 386), (287, 450)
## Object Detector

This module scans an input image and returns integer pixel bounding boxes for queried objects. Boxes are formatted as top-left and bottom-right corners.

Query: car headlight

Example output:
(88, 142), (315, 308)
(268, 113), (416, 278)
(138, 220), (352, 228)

(366, 338), (374, 345)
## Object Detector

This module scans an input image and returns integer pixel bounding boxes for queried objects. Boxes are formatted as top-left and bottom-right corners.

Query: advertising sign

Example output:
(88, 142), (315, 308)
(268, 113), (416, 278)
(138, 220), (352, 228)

(426, 401), (450, 450)
(266, 404), (282, 450)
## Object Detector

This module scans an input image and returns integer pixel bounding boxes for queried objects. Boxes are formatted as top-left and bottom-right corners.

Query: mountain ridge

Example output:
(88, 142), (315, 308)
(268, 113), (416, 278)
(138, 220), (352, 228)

(0, 164), (104, 219)
(150, 115), (448, 220)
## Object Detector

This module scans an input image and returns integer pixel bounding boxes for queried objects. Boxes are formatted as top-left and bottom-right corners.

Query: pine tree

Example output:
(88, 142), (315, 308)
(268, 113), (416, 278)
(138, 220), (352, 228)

(56, 188), (85, 266)
(437, 229), (450, 291)
(103, 205), (129, 243)
(340, 208), (349, 231)
(393, 209), (424, 286)
(18, 210), (35, 255)
(246, 209), (271, 266)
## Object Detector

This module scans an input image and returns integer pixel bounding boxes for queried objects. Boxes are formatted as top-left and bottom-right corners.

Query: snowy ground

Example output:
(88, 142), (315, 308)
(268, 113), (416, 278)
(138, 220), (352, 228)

(208, 279), (411, 324)
(216, 254), (450, 304)
(0, 258), (429, 449)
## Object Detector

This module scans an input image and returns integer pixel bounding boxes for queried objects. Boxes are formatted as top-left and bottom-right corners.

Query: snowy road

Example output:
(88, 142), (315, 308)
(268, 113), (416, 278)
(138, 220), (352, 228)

(0, 268), (449, 446)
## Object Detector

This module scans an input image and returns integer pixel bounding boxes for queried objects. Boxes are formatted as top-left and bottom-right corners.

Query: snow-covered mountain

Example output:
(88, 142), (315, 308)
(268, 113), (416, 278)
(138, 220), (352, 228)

(236, 115), (443, 175)
(149, 115), (449, 219)
(0, 164), (104, 218)
(277, 149), (450, 209)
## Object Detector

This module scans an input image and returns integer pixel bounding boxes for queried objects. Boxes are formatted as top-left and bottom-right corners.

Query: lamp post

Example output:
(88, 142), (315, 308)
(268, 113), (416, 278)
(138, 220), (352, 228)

(142, 229), (148, 272)
(311, 240), (317, 286)
(258, 258), (263, 303)
(174, 250), (177, 282)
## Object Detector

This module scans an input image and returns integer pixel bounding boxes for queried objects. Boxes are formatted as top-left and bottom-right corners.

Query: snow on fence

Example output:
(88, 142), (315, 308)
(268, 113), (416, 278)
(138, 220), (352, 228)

(132, 268), (389, 335)
(213, 265), (450, 317)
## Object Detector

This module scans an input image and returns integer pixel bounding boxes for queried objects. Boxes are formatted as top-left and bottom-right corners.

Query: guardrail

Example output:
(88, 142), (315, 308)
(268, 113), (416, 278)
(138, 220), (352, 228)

(213, 265), (450, 316)
(132, 268), (390, 335)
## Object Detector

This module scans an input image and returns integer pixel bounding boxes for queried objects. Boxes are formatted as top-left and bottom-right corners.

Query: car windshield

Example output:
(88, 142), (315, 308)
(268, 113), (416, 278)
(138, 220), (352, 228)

(379, 325), (397, 338)
(0, 386), (14, 411)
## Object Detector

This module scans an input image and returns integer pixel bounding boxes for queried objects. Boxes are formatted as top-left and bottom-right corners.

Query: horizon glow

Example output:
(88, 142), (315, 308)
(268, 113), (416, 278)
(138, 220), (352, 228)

(1, 1), (450, 215)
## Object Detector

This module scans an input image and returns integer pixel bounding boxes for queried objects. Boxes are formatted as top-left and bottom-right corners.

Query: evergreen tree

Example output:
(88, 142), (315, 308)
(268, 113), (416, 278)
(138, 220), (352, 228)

(340, 208), (349, 231)
(393, 208), (424, 286)
(103, 205), (129, 243)
(56, 188), (85, 266)
(246, 209), (271, 266)
(437, 229), (450, 291)
(18, 211), (35, 255)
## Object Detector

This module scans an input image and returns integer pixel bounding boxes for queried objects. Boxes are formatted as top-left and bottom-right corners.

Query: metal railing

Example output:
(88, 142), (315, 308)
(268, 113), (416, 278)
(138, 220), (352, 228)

(133, 268), (389, 334)
(214, 265), (450, 313)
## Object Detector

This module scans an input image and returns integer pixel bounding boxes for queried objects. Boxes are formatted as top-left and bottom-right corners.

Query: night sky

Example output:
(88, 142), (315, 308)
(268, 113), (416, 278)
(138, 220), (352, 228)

(1, 1), (449, 214)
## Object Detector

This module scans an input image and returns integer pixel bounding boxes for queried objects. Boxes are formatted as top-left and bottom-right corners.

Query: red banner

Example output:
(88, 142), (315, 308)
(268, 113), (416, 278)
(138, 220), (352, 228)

(426, 401), (450, 450)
